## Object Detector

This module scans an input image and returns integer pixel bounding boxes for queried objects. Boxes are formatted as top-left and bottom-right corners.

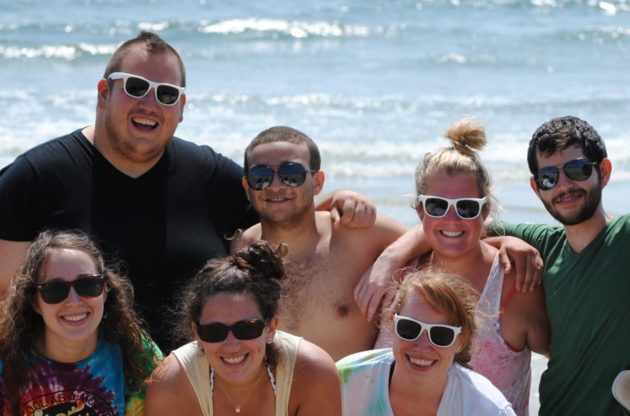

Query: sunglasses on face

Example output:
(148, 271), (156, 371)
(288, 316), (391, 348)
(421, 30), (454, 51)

(196, 319), (267, 343)
(535, 158), (598, 191)
(417, 195), (488, 220)
(36, 274), (106, 304)
(246, 162), (317, 191)
(394, 314), (462, 348)
(108, 72), (185, 106)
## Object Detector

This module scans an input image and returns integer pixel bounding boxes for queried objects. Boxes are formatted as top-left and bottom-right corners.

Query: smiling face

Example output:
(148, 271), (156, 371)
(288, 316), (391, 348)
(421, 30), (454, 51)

(531, 146), (605, 226)
(96, 44), (186, 174)
(35, 248), (106, 360)
(194, 292), (278, 387)
(419, 171), (486, 259)
(242, 141), (324, 229)
(392, 290), (462, 391)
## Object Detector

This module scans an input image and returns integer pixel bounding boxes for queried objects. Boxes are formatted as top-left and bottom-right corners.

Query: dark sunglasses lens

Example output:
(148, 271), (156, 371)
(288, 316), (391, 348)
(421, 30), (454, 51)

(565, 159), (593, 181)
(396, 319), (422, 340)
(247, 166), (274, 190)
(429, 326), (456, 347)
(278, 164), (307, 187)
(456, 200), (481, 219)
(124, 76), (150, 97)
(39, 281), (70, 304)
(156, 85), (180, 105)
(73, 277), (105, 298)
(198, 323), (229, 343)
(425, 198), (448, 217)
(232, 320), (266, 340)
(537, 167), (559, 190)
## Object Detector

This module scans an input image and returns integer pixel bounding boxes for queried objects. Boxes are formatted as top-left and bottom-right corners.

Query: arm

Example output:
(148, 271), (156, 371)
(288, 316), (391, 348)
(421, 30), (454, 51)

(524, 284), (550, 357)
(0, 239), (30, 296)
(485, 236), (543, 292)
(289, 340), (342, 416)
(354, 224), (431, 321)
(145, 354), (201, 416)
(316, 189), (376, 228)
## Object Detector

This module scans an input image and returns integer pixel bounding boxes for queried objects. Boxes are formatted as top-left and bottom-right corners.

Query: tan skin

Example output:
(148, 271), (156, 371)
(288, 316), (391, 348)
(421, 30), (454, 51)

(145, 293), (341, 416)
(417, 171), (549, 355)
(237, 141), (407, 360)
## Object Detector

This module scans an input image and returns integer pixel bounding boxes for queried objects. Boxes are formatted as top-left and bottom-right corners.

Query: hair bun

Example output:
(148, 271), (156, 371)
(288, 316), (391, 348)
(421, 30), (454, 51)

(444, 117), (486, 156)
(236, 241), (286, 281)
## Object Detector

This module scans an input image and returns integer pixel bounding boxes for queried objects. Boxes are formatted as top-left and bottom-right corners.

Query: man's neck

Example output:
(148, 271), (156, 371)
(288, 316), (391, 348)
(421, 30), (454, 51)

(563, 207), (611, 253)
(83, 125), (162, 178)
(259, 212), (324, 260)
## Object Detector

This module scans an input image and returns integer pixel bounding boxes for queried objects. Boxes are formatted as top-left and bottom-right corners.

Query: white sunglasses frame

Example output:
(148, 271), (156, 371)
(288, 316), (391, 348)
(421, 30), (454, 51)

(108, 72), (185, 106)
(394, 314), (462, 348)
(417, 195), (488, 220)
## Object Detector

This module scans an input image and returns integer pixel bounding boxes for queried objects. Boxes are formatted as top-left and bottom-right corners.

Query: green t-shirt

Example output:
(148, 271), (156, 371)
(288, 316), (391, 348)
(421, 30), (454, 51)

(497, 215), (630, 416)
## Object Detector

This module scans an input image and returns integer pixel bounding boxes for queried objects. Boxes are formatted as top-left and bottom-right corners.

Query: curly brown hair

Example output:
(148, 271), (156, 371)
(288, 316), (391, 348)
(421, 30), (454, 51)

(174, 241), (286, 368)
(0, 230), (160, 414)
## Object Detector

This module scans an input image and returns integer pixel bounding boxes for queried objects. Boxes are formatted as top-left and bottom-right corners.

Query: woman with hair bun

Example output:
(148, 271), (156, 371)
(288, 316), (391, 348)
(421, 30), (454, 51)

(407, 118), (549, 415)
(146, 241), (341, 416)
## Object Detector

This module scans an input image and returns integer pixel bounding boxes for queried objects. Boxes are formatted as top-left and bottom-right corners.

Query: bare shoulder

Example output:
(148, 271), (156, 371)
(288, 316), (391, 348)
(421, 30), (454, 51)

(289, 339), (342, 416)
(145, 353), (201, 416)
(332, 213), (407, 245)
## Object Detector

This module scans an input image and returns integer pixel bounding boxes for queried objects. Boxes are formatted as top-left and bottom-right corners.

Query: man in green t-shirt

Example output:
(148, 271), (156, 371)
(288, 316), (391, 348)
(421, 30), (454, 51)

(498, 116), (630, 415)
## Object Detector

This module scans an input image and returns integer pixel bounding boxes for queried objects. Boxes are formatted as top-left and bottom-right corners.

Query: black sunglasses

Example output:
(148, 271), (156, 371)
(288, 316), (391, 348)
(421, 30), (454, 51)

(36, 274), (106, 304)
(394, 314), (462, 348)
(108, 72), (185, 106)
(535, 158), (598, 191)
(196, 319), (267, 343)
(417, 195), (488, 220)
(246, 162), (317, 190)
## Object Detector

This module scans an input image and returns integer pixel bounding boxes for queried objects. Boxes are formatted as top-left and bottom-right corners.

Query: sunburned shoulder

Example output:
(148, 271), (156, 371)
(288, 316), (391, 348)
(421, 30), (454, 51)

(232, 225), (263, 250)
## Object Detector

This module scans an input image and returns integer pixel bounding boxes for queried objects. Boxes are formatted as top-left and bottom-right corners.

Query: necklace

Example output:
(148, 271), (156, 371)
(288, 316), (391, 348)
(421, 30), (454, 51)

(210, 364), (276, 413)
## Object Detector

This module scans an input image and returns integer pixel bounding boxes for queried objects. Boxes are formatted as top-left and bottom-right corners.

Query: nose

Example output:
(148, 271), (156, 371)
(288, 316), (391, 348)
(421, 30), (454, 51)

(413, 329), (433, 348)
(266, 171), (285, 190)
(444, 204), (460, 220)
(554, 168), (575, 189)
(223, 330), (240, 346)
(64, 287), (83, 306)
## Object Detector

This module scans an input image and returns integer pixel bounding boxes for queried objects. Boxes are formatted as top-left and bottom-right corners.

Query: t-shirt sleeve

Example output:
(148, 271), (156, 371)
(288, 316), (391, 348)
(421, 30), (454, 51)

(0, 156), (40, 241)
(124, 336), (163, 416)
(488, 220), (560, 255)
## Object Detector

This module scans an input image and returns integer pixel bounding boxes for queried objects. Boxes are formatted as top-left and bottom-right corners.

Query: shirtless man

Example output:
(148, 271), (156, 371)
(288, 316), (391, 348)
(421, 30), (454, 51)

(236, 126), (407, 360)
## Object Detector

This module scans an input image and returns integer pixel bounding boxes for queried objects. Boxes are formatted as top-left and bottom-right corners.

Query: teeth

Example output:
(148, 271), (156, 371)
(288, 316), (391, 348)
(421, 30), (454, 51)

(132, 117), (157, 127)
(409, 356), (434, 367)
(268, 198), (287, 202)
(63, 313), (88, 322)
(223, 355), (246, 364)
(441, 230), (463, 237)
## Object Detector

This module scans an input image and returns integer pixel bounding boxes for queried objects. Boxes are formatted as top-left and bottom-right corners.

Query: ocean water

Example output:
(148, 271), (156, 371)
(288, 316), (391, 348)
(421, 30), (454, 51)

(2, 1), (630, 412)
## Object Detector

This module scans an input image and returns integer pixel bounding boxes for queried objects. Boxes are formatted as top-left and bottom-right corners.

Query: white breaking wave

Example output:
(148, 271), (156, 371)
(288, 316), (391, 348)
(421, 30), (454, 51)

(199, 18), (373, 38)
(0, 43), (116, 60)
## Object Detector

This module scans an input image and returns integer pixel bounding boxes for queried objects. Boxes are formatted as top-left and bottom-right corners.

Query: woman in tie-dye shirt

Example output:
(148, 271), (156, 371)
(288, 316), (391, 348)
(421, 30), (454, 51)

(0, 230), (161, 415)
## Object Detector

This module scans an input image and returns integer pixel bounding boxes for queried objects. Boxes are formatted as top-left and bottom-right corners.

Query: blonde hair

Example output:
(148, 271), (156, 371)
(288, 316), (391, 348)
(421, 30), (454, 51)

(414, 118), (498, 219)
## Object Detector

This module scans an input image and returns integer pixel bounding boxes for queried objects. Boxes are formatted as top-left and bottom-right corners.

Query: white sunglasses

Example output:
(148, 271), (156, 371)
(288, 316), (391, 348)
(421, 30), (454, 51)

(417, 195), (488, 220)
(108, 72), (185, 106)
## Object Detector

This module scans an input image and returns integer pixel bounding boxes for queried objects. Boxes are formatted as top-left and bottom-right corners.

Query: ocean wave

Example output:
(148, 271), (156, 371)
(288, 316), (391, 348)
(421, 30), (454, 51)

(0, 43), (116, 60)
(198, 18), (373, 38)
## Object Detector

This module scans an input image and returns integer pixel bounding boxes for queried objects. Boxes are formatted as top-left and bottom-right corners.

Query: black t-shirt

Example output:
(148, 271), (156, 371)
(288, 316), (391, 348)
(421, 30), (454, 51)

(0, 130), (256, 350)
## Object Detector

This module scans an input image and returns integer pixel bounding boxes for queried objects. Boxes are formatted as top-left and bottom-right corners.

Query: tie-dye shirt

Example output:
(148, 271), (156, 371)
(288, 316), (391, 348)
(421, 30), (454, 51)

(336, 349), (515, 416)
(0, 338), (159, 416)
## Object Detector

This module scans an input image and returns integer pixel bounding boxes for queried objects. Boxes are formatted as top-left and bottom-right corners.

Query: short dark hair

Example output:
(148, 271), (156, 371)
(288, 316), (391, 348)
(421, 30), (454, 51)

(174, 241), (286, 366)
(243, 126), (321, 173)
(104, 31), (186, 87)
(527, 116), (607, 175)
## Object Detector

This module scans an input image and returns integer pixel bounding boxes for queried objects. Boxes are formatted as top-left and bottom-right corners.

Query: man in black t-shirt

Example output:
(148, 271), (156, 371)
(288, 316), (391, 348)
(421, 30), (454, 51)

(0, 32), (374, 351)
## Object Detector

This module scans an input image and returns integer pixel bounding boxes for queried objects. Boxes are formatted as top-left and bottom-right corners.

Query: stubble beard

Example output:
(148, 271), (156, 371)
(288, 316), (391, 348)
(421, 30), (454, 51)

(103, 112), (166, 166)
(542, 183), (602, 226)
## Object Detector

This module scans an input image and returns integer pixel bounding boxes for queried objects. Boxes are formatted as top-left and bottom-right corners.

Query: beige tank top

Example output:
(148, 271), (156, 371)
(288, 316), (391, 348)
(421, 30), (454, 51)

(172, 330), (302, 416)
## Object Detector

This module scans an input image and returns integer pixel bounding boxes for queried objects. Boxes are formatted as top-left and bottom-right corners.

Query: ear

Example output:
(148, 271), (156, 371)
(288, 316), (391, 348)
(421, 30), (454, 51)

(266, 316), (279, 341)
(191, 321), (201, 342)
(312, 170), (325, 196)
(529, 176), (542, 200)
(97, 78), (109, 109)
(598, 158), (612, 188)
(241, 176), (252, 202)
(178, 94), (186, 123)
